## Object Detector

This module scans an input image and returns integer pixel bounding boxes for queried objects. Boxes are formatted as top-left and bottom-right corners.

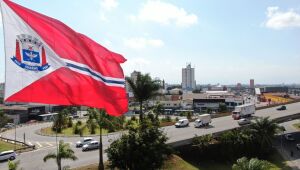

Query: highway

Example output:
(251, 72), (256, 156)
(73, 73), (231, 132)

(0, 102), (300, 170)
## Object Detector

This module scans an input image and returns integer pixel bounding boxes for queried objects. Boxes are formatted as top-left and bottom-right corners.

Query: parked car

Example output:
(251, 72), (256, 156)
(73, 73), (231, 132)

(175, 119), (189, 128)
(0, 150), (16, 161)
(277, 105), (287, 111)
(82, 141), (99, 151)
(76, 137), (93, 147)
(237, 118), (251, 125)
(285, 134), (295, 141)
(296, 144), (300, 150)
(4, 123), (15, 129)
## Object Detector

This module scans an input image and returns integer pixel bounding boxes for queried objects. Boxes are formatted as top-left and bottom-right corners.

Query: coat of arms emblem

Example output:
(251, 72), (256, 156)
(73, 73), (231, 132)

(11, 34), (50, 71)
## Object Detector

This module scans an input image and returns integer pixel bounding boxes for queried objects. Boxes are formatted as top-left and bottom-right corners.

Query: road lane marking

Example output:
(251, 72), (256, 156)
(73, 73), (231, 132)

(46, 142), (53, 147)
(36, 142), (42, 148)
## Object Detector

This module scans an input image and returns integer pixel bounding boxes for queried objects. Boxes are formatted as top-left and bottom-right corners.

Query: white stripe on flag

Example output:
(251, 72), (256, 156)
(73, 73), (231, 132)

(62, 58), (125, 88)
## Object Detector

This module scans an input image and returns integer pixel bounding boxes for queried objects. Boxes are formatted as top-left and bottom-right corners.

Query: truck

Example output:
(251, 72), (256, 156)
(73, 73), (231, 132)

(194, 114), (211, 128)
(232, 104), (255, 120)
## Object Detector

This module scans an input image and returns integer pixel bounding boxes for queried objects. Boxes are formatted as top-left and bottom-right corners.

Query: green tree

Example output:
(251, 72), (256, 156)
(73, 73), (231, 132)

(250, 117), (284, 155)
(152, 102), (163, 120)
(106, 118), (172, 170)
(43, 140), (77, 170)
(52, 109), (68, 133)
(232, 157), (272, 170)
(126, 73), (160, 121)
(219, 103), (227, 113)
(67, 117), (73, 128)
(8, 160), (20, 170)
(86, 113), (97, 134)
(192, 134), (213, 151)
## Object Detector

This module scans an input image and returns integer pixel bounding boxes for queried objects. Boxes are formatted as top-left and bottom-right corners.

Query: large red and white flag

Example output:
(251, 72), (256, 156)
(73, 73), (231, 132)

(1, 0), (128, 116)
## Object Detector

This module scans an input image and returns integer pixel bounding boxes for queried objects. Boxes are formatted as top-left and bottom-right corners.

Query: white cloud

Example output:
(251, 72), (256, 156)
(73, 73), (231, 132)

(265, 6), (300, 29)
(131, 0), (198, 27)
(100, 0), (118, 11)
(124, 37), (164, 49)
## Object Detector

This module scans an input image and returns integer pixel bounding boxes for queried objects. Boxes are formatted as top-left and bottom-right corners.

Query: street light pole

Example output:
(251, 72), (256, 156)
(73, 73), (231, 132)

(14, 123), (16, 150)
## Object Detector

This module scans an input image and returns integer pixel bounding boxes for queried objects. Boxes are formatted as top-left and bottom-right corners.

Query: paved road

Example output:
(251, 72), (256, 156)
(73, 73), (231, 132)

(275, 120), (300, 170)
(1, 102), (300, 170)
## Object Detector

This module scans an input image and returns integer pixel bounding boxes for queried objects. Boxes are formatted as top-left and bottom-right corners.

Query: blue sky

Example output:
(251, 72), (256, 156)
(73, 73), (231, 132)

(1, 0), (300, 84)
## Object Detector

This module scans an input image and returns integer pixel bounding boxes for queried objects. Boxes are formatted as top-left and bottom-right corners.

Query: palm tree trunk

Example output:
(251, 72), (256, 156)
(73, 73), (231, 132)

(99, 113), (104, 170)
(139, 101), (143, 121)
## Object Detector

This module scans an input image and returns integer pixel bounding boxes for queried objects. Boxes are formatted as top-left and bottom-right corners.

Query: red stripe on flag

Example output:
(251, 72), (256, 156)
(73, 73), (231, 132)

(6, 68), (128, 116)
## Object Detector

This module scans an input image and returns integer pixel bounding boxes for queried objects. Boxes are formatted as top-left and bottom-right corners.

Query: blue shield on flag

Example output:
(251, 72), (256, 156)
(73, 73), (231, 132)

(22, 49), (40, 64)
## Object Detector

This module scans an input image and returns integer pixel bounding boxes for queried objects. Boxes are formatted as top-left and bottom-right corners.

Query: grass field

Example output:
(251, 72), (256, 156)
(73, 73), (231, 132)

(292, 123), (300, 130)
(40, 123), (108, 136)
(0, 140), (23, 152)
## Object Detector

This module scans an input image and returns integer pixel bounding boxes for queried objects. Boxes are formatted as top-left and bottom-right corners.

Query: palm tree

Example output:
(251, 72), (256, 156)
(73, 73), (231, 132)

(250, 117), (284, 154)
(152, 102), (163, 120)
(232, 157), (272, 170)
(43, 140), (77, 170)
(126, 73), (160, 121)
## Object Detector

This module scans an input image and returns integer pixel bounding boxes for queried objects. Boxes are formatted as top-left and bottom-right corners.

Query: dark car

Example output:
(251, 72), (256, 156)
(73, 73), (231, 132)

(277, 105), (286, 111)
(285, 134), (295, 141)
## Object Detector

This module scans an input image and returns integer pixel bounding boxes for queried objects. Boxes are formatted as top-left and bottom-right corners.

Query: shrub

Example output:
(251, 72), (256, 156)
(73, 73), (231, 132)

(73, 124), (79, 134)
(67, 117), (73, 128)
(131, 115), (137, 121)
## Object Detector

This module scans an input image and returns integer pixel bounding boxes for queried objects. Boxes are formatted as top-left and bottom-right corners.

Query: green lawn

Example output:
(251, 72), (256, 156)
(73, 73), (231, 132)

(161, 154), (199, 170)
(40, 123), (108, 136)
(0, 140), (23, 152)
(292, 123), (300, 130)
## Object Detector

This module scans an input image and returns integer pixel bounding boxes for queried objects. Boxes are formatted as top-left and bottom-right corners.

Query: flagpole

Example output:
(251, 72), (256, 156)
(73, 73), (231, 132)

(98, 109), (104, 170)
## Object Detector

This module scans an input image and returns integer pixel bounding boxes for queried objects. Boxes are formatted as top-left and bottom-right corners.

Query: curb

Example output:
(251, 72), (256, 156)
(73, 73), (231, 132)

(35, 128), (125, 138)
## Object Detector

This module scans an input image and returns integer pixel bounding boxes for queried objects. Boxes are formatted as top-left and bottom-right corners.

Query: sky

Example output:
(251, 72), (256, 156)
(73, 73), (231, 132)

(0, 0), (300, 85)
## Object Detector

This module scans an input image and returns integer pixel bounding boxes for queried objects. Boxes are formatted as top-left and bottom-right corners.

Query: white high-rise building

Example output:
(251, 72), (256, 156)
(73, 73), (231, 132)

(182, 63), (196, 91)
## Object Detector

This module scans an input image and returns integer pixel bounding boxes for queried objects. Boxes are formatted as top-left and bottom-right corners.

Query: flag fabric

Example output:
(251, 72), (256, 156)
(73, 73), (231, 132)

(1, 0), (128, 116)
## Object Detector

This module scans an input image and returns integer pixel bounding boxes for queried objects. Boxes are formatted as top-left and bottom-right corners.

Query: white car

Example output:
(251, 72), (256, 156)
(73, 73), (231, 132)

(0, 150), (17, 161)
(175, 119), (189, 128)
(296, 144), (300, 150)
(82, 141), (99, 151)
(237, 118), (251, 125)
(76, 137), (93, 147)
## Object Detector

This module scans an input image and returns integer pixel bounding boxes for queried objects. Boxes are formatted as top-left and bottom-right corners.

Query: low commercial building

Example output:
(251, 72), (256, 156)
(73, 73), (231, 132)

(193, 98), (225, 112)
(262, 86), (288, 93)
(2, 105), (29, 124)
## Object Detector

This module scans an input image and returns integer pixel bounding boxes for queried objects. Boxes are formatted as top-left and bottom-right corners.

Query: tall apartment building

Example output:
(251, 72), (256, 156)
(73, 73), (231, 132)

(250, 79), (255, 89)
(126, 70), (141, 93)
(182, 64), (196, 91)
